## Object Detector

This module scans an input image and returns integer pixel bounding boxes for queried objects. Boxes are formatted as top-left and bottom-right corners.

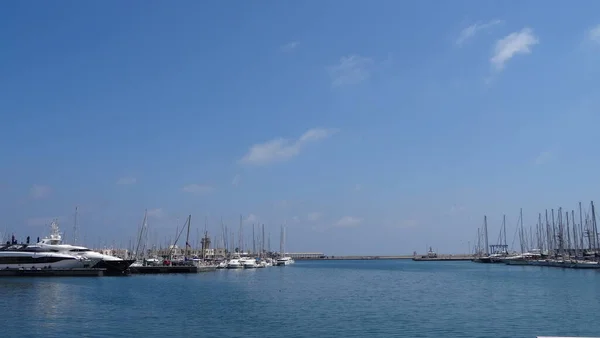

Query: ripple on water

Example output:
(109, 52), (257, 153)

(1, 261), (600, 338)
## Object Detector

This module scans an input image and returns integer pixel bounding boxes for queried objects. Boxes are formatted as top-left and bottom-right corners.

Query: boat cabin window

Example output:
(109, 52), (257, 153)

(69, 248), (92, 252)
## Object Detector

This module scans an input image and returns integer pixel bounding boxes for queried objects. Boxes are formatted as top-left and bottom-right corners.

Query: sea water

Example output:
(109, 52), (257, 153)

(1, 260), (599, 338)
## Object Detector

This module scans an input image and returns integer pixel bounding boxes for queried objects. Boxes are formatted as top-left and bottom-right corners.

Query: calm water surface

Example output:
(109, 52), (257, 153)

(1, 260), (599, 338)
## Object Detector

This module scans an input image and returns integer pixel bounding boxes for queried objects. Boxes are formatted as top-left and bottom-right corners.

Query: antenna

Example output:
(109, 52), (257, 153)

(73, 206), (79, 245)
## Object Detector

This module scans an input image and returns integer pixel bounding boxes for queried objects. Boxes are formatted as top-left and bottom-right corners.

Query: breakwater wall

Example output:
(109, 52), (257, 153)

(297, 254), (472, 261)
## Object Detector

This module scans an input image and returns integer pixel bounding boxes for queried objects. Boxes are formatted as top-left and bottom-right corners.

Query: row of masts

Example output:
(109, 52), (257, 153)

(474, 201), (600, 259)
(132, 210), (289, 260)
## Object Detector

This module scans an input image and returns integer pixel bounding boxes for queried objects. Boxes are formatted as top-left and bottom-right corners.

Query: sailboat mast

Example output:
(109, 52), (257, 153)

(252, 224), (256, 255)
(73, 206), (79, 245)
(483, 216), (489, 256)
(591, 201), (598, 252)
(134, 210), (148, 260)
(503, 215), (507, 248)
(519, 208), (525, 254)
(184, 215), (191, 259)
(262, 224), (265, 258)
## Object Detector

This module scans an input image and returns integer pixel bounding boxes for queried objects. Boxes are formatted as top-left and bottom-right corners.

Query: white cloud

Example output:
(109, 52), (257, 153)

(116, 177), (136, 185)
(307, 212), (322, 222)
(182, 184), (214, 195)
(334, 216), (362, 227)
(456, 20), (503, 46)
(534, 150), (553, 165)
(491, 27), (539, 71)
(30, 184), (51, 199)
(449, 205), (466, 214)
(244, 214), (258, 223)
(147, 208), (165, 218)
(239, 128), (337, 166)
(281, 41), (299, 52)
(588, 24), (600, 44)
(231, 174), (241, 187)
(328, 55), (373, 87)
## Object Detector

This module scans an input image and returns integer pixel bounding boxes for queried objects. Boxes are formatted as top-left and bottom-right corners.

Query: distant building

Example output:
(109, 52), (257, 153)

(286, 252), (325, 259)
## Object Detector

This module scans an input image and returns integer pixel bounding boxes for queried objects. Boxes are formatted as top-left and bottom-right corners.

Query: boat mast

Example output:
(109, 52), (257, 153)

(261, 224), (265, 258)
(184, 214), (191, 259)
(503, 215), (507, 250)
(591, 201), (598, 254)
(73, 206), (79, 245)
(134, 210), (148, 261)
(483, 216), (489, 256)
(252, 224), (256, 255)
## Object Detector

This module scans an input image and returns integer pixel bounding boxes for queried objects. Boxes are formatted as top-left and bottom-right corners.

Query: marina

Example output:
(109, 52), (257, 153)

(465, 201), (600, 270)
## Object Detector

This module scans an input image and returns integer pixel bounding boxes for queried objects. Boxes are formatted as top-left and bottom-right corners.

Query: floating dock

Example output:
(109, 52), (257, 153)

(0, 268), (106, 277)
(129, 265), (217, 274)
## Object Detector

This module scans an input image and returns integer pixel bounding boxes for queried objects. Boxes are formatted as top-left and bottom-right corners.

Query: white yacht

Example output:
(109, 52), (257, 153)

(226, 257), (244, 269)
(276, 256), (295, 266)
(241, 257), (258, 268)
(37, 221), (135, 275)
(0, 243), (101, 269)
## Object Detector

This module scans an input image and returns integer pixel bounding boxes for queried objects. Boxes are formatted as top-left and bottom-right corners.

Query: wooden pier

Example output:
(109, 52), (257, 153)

(0, 268), (106, 277)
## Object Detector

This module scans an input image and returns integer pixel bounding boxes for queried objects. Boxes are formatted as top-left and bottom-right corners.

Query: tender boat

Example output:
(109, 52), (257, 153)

(276, 256), (295, 266)
(226, 257), (243, 269)
(241, 257), (258, 268)
(0, 244), (101, 269)
(37, 221), (135, 275)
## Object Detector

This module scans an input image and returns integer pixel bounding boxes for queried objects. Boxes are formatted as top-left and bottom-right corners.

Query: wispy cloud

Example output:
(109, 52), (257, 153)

(456, 20), (503, 46)
(334, 216), (362, 227)
(328, 55), (373, 87)
(30, 184), (51, 199)
(147, 208), (165, 218)
(534, 150), (554, 165)
(307, 212), (322, 222)
(588, 24), (600, 44)
(231, 174), (241, 187)
(116, 177), (136, 185)
(239, 128), (338, 166)
(244, 214), (258, 223)
(182, 184), (214, 195)
(281, 41), (299, 52)
(491, 27), (539, 71)
(449, 205), (466, 214)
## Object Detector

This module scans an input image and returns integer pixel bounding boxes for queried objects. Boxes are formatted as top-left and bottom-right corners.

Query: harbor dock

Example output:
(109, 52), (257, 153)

(129, 265), (217, 274)
(310, 255), (413, 260)
(0, 268), (107, 277)
(412, 255), (474, 261)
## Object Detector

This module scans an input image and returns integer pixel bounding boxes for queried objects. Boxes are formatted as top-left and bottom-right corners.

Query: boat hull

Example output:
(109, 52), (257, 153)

(0, 253), (100, 270)
(92, 259), (135, 275)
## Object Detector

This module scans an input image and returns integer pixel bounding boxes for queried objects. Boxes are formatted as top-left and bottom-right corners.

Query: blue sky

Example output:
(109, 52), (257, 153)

(1, 1), (600, 255)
